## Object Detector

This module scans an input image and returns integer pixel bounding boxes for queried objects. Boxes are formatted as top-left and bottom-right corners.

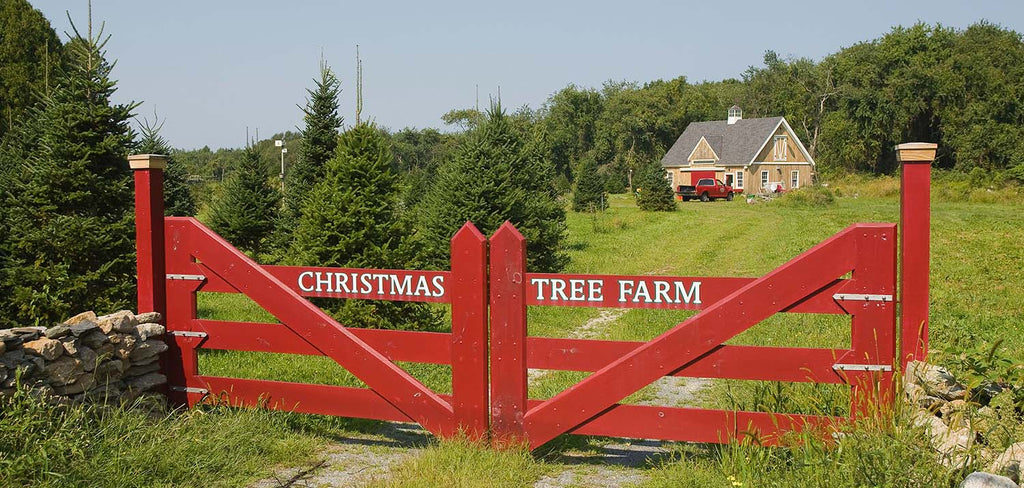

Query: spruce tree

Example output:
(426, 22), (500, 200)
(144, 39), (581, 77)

(0, 0), (62, 140)
(571, 155), (605, 212)
(0, 28), (137, 326)
(421, 104), (568, 272)
(290, 123), (439, 331)
(136, 116), (196, 216)
(634, 160), (676, 212)
(207, 144), (280, 254)
(282, 60), (342, 229)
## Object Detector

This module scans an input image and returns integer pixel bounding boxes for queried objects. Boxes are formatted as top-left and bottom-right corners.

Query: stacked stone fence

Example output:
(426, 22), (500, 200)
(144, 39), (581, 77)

(0, 310), (168, 404)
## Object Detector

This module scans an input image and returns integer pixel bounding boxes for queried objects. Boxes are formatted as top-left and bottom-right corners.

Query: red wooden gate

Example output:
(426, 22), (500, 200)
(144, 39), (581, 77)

(128, 142), (935, 449)
(489, 222), (896, 448)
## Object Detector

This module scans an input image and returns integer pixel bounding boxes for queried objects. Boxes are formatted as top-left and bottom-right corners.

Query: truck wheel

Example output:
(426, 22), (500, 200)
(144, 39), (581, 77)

(700, 192), (710, 202)
(682, 197), (690, 202)
(726, 192), (734, 201)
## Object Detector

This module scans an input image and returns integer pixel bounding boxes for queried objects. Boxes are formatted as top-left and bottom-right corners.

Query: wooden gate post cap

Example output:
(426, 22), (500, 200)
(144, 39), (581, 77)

(128, 154), (168, 170)
(895, 143), (937, 164)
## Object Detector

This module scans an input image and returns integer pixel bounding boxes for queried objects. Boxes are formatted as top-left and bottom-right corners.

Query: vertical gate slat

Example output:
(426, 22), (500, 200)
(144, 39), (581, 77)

(450, 223), (489, 440)
(489, 222), (528, 446)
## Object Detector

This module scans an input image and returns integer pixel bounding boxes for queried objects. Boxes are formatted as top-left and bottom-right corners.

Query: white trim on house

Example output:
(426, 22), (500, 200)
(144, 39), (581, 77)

(747, 118), (817, 167)
(685, 136), (721, 163)
(791, 170), (800, 189)
(760, 170), (769, 189)
(735, 171), (744, 190)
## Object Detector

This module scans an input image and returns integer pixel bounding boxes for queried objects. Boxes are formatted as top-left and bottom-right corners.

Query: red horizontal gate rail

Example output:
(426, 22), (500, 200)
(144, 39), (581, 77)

(489, 221), (897, 449)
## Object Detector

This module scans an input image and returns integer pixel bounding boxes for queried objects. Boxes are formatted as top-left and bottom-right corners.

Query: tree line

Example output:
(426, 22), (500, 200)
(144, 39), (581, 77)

(2, 0), (1023, 329)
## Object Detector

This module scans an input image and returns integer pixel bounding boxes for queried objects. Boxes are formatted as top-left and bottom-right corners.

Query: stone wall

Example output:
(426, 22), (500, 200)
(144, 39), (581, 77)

(0, 310), (168, 404)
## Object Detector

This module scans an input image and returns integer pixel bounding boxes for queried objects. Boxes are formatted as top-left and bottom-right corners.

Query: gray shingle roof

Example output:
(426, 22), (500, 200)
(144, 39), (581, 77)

(661, 116), (785, 167)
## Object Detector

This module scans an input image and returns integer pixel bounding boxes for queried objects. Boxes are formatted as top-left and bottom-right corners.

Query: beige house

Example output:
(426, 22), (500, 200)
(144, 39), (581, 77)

(660, 106), (816, 194)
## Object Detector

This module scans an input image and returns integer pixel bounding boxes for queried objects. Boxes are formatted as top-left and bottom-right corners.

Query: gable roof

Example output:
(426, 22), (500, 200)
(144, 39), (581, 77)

(661, 116), (786, 167)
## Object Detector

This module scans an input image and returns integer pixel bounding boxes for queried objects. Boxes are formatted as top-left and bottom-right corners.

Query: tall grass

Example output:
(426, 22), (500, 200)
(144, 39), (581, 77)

(0, 387), (319, 488)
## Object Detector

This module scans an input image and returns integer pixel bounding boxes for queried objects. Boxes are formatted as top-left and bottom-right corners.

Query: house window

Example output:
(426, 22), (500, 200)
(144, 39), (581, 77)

(773, 136), (788, 161)
(760, 170), (769, 189)
(735, 171), (744, 190)
(692, 159), (714, 166)
(791, 170), (800, 189)
(665, 170), (674, 188)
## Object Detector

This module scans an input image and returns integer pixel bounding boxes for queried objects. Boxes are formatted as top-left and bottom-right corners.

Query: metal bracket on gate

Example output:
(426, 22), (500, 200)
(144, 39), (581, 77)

(166, 274), (207, 281)
(170, 386), (209, 395)
(832, 363), (893, 372)
(169, 331), (208, 338)
(832, 293), (893, 302)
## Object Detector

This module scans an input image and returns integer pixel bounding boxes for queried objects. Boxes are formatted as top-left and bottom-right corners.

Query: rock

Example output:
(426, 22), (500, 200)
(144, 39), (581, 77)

(959, 471), (1017, 488)
(52, 373), (95, 396)
(70, 320), (99, 337)
(44, 324), (72, 340)
(0, 340), (5, 355)
(96, 311), (138, 334)
(81, 383), (122, 402)
(134, 312), (162, 324)
(78, 346), (98, 372)
(0, 329), (23, 349)
(135, 323), (165, 341)
(115, 335), (139, 359)
(913, 409), (949, 437)
(906, 360), (967, 401)
(990, 442), (1024, 483)
(22, 337), (63, 361)
(0, 365), (6, 383)
(61, 337), (79, 355)
(941, 399), (971, 430)
(939, 427), (973, 456)
(979, 382), (1009, 402)
(63, 311), (97, 325)
(129, 340), (168, 362)
(132, 354), (161, 366)
(906, 382), (946, 412)
(45, 357), (84, 386)
(126, 372), (166, 392)
(10, 327), (43, 341)
(93, 359), (126, 380)
(80, 329), (108, 349)
(124, 361), (161, 378)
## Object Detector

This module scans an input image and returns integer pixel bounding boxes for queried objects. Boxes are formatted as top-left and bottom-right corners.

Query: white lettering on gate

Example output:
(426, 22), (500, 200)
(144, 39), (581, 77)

(294, 271), (447, 299)
(531, 278), (605, 302)
(618, 279), (702, 305)
(298, 271), (315, 292)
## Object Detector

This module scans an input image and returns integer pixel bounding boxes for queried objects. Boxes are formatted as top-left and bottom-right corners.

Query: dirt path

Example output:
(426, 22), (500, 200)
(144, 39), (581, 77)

(250, 423), (428, 488)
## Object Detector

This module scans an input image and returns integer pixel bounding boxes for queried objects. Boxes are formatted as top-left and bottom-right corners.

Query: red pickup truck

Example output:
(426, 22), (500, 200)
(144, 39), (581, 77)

(677, 178), (734, 202)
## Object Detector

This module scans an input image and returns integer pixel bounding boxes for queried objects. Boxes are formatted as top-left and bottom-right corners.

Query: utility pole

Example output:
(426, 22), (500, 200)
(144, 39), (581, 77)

(275, 139), (287, 191)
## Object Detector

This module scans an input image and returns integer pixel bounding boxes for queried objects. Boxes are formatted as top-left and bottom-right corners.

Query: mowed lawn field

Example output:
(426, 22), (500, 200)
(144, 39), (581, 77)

(186, 187), (1024, 487)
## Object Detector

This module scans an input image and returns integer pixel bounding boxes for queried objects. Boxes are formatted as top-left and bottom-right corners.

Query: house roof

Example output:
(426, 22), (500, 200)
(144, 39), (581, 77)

(661, 116), (785, 167)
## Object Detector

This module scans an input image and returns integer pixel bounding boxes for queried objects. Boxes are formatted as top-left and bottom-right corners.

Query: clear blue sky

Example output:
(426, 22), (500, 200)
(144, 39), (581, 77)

(30, 0), (1024, 150)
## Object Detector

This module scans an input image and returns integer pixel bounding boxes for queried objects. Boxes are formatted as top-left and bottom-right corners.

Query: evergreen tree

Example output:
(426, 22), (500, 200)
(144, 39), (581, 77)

(0, 0), (62, 140)
(136, 116), (196, 216)
(634, 160), (676, 212)
(207, 144), (280, 254)
(290, 123), (439, 331)
(571, 155), (605, 212)
(421, 104), (568, 272)
(282, 60), (341, 228)
(0, 27), (137, 326)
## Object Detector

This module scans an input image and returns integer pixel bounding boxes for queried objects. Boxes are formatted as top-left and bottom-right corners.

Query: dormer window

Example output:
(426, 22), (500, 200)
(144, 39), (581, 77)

(728, 105), (742, 125)
(773, 135), (788, 161)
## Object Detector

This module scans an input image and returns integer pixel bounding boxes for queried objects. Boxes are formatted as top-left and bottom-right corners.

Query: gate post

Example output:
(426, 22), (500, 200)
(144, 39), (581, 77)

(897, 143), (936, 365)
(129, 154), (167, 318)
(489, 222), (528, 446)
(449, 223), (489, 440)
